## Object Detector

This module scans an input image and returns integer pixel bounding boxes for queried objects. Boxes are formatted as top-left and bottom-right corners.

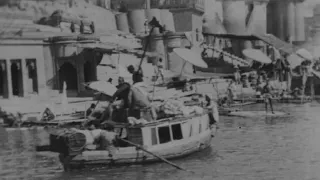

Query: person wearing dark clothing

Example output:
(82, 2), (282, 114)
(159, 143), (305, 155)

(262, 80), (274, 114)
(90, 22), (95, 34)
(86, 103), (96, 117)
(80, 21), (84, 34)
(112, 77), (131, 108)
(127, 65), (143, 84)
(70, 22), (75, 33)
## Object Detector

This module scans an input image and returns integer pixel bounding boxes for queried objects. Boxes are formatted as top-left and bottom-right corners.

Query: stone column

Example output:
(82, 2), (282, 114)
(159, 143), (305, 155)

(21, 59), (28, 97)
(287, 1), (296, 41)
(222, 0), (246, 35)
(5, 60), (12, 99)
(276, 2), (285, 40)
(246, 0), (269, 34)
(295, 1), (305, 41)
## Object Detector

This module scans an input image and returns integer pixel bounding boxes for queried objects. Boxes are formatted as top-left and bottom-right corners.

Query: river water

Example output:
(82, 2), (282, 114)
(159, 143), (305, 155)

(1, 102), (320, 180)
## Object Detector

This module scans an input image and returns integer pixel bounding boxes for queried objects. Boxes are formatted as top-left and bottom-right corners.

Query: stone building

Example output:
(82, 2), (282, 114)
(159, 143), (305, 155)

(150, 0), (205, 32)
(267, 0), (305, 42)
(0, 30), (140, 99)
(0, 37), (46, 99)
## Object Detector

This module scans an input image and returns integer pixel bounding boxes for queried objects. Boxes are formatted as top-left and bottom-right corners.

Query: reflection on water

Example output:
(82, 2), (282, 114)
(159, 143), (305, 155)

(1, 103), (320, 180)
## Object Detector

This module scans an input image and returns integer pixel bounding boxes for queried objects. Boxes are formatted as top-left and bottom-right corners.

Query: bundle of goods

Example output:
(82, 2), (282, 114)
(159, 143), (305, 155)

(50, 128), (118, 155)
(49, 129), (87, 156)
(158, 99), (204, 117)
(127, 117), (149, 125)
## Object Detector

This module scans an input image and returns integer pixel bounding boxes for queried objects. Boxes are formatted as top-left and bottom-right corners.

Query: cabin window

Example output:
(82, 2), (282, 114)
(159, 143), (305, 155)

(151, 128), (158, 145)
(171, 124), (183, 140)
(158, 126), (171, 144)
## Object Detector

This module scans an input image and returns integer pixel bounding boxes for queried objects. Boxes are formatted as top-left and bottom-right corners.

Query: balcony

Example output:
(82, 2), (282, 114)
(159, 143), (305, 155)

(150, 0), (205, 13)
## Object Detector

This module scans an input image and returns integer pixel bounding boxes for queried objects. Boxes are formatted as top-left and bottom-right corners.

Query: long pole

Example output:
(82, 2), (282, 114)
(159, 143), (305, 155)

(137, 26), (155, 73)
(120, 138), (193, 173)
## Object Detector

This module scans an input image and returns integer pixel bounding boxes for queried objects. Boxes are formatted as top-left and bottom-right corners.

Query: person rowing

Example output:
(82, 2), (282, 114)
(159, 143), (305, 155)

(262, 79), (274, 114)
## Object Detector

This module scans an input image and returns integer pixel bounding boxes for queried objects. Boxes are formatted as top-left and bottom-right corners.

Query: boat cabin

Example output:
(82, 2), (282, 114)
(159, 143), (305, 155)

(110, 113), (211, 148)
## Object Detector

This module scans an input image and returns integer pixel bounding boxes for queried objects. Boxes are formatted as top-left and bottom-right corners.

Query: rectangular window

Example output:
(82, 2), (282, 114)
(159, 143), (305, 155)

(151, 127), (158, 145)
(158, 126), (171, 144)
(171, 124), (183, 140)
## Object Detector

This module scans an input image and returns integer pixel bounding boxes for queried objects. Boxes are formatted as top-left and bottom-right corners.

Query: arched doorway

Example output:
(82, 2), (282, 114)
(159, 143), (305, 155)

(11, 61), (23, 96)
(59, 62), (78, 91)
(84, 61), (92, 83)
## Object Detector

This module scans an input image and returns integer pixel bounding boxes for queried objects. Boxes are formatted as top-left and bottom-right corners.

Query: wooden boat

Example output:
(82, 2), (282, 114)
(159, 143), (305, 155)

(2, 111), (87, 128)
(278, 97), (312, 104)
(57, 112), (217, 171)
(229, 101), (256, 107)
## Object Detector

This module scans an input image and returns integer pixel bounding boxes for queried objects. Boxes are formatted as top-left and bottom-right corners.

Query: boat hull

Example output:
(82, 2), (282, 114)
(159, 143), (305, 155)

(62, 125), (216, 169)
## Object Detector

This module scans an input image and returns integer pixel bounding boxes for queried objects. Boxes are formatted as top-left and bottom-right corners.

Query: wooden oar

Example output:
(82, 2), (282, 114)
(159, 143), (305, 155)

(120, 138), (194, 173)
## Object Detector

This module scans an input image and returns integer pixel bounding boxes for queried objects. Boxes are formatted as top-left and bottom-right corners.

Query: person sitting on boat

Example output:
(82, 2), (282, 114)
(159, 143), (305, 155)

(86, 103), (96, 117)
(40, 106), (55, 122)
(262, 79), (274, 114)
(107, 77), (132, 123)
(127, 65), (143, 84)
(227, 79), (236, 105)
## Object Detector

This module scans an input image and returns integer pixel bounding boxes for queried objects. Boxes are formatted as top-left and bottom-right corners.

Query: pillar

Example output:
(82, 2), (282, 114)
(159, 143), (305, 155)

(295, 1), (305, 41)
(21, 59), (28, 97)
(287, 1), (296, 41)
(5, 60), (13, 99)
(246, 0), (269, 34)
(222, 0), (246, 35)
(276, 2), (285, 40)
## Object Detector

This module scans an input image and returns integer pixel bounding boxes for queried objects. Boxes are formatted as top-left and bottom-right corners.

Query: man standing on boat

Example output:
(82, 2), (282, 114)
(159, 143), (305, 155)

(234, 65), (241, 85)
(227, 79), (236, 106)
(154, 58), (165, 84)
(262, 79), (274, 114)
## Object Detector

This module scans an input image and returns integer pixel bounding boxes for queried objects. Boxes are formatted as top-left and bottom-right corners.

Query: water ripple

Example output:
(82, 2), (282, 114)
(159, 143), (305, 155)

(2, 103), (320, 179)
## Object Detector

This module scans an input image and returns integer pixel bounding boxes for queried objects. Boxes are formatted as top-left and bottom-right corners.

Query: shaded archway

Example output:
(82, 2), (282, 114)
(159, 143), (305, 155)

(84, 61), (92, 83)
(11, 61), (23, 96)
(59, 62), (78, 91)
